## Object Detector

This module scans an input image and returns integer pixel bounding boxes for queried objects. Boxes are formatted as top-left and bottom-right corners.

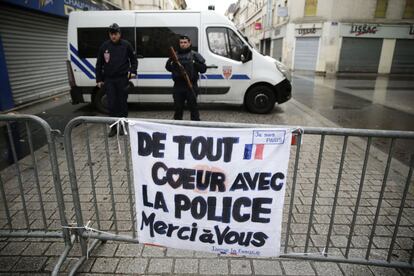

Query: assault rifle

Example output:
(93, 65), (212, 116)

(169, 46), (196, 97)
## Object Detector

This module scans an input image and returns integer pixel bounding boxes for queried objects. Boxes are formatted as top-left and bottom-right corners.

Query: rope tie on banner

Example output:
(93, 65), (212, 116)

(291, 127), (304, 145)
(63, 221), (119, 259)
(110, 118), (129, 154)
(292, 127), (304, 135)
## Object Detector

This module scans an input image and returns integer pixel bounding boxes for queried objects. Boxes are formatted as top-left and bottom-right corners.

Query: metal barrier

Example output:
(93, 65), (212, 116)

(0, 114), (74, 276)
(61, 116), (413, 273)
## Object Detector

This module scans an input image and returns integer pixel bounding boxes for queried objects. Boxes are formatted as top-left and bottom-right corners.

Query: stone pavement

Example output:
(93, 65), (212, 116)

(0, 99), (413, 275)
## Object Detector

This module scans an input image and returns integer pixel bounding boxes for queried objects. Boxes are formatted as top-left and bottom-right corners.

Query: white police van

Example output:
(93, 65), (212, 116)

(67, 10), (291, 114)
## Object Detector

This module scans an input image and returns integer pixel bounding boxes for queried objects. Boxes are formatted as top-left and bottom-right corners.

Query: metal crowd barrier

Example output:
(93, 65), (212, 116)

(2, 114), (412, 274)
(280, 126), (414, 270)
(0, 114), (74, 275)
(63, 116), (414, 274)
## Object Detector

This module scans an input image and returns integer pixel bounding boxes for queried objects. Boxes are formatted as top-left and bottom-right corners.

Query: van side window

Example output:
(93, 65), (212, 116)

(207, 27), (244, 61)
(136, 27), (198, 58)
(77, 28), (135, 58)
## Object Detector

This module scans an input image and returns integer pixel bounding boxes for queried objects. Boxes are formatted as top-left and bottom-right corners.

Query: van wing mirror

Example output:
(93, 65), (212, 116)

(241, 45), (252, 63)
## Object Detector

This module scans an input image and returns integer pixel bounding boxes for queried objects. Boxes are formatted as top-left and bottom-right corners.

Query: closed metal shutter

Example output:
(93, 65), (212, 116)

(264, 39), (271, 56)
(0, 5), (69, 105)
(391, 39), (414, 74)
(272, 38), (283, 61)
(338, 38), (382, 73)
(294, 37), (319, 71)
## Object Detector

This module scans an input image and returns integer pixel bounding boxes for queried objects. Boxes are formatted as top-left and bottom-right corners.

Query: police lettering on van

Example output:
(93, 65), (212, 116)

(67, 10), (292, 114)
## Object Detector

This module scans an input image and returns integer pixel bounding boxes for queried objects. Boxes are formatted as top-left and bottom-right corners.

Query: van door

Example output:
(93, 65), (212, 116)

(200, 26), (252, 104)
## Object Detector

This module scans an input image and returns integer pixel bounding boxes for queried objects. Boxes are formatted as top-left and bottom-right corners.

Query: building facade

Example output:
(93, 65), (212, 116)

(0, 0), (187, 111)
(0, 0), (124, 111)
(230, 0), (414, 74)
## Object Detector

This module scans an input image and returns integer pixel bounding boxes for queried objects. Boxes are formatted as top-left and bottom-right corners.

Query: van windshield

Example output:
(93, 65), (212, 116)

(237, 30), (254, 49)
(207, 27), (246, 61)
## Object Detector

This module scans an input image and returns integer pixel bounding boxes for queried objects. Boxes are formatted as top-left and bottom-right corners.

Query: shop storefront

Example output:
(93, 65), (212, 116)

(0, 0), (111, 110)
(293, 24), (322, 71)
(338, 23), (414, 73)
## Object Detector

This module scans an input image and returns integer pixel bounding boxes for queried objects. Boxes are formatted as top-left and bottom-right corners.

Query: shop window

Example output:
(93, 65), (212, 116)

(375, 0), (388, 18)
(403, 0), (414, 18)
(304, 0), (317, 16)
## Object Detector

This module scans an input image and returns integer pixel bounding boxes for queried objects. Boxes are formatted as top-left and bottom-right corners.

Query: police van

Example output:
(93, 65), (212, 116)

(67, 10), (291, 114)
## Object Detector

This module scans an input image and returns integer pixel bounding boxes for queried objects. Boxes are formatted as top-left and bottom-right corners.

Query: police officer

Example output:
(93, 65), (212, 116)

(165, 35), (207, 121)
(96, 23), (137, 137)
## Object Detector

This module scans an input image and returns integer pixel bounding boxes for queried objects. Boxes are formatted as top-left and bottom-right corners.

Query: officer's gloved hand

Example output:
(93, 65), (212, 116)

(128, 72), (136, 79)
(170, 61), (178, 69)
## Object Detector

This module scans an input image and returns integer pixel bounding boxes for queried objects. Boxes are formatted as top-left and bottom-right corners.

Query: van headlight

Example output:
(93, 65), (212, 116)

(275, 60), (291, 81)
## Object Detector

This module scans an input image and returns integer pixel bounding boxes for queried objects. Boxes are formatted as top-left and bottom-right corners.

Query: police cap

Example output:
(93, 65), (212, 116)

(179, 35), (191, 41)
(109, 23), (121, 33)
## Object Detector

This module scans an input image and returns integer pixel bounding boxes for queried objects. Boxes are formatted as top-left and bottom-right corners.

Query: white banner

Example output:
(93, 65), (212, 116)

(129, 121), (293, 257)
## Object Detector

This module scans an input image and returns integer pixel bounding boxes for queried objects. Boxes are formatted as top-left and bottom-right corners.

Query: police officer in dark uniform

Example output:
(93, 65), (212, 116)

(96, 23), (138, 137)
(165, 35), (207, 121)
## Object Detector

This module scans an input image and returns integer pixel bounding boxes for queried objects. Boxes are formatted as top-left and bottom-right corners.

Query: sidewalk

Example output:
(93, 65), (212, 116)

(0, 99), (413, 275)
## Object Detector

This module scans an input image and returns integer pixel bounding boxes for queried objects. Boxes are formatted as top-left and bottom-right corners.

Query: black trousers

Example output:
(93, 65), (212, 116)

(173, 85), (200, 121)
(105, 76), (129, 118)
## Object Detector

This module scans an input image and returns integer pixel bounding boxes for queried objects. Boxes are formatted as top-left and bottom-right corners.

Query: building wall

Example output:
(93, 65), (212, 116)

(240, 2), (265, 47)
(287, 0), (306, 20)
(289, 0), (407, 21)
(233, 0), (414, 74)
(387, 0), (406, 19)
(331, 1), (375, 20)
(330, 0), (406, 21)
(378, 39), (396, 73)
(317, 22), (341, 73)
(283, 24), (295, 68)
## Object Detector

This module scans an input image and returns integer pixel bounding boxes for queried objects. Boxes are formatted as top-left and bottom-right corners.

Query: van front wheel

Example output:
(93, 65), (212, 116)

(245, 86), (276, 114)
(94, 88), (109, 114)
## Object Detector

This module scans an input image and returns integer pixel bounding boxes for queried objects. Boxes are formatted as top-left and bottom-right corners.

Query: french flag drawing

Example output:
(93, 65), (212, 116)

(243, 144), (265, 160)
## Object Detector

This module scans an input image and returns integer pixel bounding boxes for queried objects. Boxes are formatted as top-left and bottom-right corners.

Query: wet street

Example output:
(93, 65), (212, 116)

(292, 74), (414, 129)
(1, 74), (413, 168)
(292, 74), (414, 165)
(1, 75), (413, 276)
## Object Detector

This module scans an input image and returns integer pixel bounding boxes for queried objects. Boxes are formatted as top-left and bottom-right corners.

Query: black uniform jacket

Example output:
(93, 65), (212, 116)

(165, 48), (207, 87)
(96, 39), (138, 82)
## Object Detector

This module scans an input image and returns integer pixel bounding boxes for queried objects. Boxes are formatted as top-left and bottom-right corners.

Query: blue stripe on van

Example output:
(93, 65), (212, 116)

(137, 74), (171, 79)
(204, 74), (224, 79)
(136, 74), (249, 80)
(70, 44), (96, 74)
(201, 74), (250, 80)
(68, 45), (250, 81)
(231, 74), (250, 80)
(71, 55), (94, 79)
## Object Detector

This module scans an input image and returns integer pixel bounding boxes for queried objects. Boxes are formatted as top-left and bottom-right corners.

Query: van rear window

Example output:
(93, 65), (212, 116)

(136, 27), (198, 58)
(77, 27), (135, 58)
